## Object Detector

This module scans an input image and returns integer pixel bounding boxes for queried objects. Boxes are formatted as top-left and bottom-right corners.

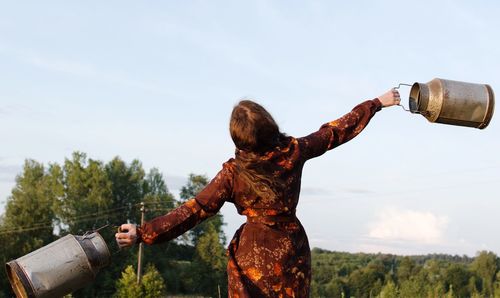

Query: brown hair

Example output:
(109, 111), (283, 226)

(230, 100), (282, 153)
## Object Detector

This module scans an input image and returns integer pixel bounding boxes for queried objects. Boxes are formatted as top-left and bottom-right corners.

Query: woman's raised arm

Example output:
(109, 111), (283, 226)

(298, 89), (400, 160)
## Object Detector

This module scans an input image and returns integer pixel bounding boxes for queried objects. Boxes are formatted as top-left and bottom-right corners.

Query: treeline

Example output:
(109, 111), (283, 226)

(311, 248), (500, 297)
(0, 152), (226, 297)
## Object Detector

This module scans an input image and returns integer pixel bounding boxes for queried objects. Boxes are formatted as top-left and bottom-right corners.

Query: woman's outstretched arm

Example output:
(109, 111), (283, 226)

(116, 160), (233, 247)
(299, 88), (400, 160)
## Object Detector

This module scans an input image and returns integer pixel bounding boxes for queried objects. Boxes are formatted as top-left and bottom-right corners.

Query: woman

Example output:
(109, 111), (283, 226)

(116, 89), (401, 297)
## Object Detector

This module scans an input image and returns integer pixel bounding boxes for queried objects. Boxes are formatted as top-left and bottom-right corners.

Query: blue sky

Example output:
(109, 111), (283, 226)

(1, 1), (499, 256)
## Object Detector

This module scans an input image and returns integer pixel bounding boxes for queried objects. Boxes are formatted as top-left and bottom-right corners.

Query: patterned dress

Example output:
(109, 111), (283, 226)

(137, 99), (382, 297)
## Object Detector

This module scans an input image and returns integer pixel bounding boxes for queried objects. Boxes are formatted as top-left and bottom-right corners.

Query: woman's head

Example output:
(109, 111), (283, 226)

(230, 100), (281, 153)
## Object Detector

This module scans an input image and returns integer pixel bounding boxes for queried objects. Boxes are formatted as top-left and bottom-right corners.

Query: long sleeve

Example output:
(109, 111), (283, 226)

(137, 161), (234, 245)
(298, 98), (382, 160)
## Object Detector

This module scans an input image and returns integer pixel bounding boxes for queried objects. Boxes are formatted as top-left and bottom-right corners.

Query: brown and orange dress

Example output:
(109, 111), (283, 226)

(137, 99), (382, 297)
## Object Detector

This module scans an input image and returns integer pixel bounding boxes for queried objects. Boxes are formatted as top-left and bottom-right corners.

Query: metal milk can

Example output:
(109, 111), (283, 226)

(5, 232), (110, 298)
(405, 78), (495, 129)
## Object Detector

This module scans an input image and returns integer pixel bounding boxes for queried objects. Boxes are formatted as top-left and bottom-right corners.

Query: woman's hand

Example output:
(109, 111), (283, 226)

(115, 223), (138, 248)
(378, 88), (401, 108)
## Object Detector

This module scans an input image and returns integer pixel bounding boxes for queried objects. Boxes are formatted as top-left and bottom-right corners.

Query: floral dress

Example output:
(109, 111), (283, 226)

(137, 99), (382, 297)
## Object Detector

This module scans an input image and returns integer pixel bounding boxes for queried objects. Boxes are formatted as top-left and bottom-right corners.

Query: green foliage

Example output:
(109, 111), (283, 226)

(311, 248), (500, 298)
(178, 173), (228, 297)
(396, 256), (416, 283)
(398, 278), (423, 298)
(142, 264), (167, 298)
(179, 173), (208, 202)
(0, 160), (60, 293)
(190, 223), (228, 296)
(1, 153), (179, 297)
(67, 154), (151, 297)
(324, 278), (345, 297)
(114, 265), (142, 298)
(472, 251), (499, 296)
(446, 284), (454, 298)
(196, 224), (227, 271)
(444, 263), (470, 297)
(113, 264), (168, 298)
(142, 168), (175, 218)
(179, 173), (226, 246)
(104, 156), (146, 224)
(379, 280), (398, 298)
(3, 160), (59, 251)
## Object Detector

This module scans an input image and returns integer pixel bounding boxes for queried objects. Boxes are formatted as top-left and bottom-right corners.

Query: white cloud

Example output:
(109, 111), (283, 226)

(368, 207), (449, 244)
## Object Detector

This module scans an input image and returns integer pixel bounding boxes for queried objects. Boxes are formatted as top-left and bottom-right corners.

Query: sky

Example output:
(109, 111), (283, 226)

(1, 1), (499, 257)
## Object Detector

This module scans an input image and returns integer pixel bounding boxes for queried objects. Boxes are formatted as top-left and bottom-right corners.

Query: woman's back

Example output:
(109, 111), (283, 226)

(231, 137), (304, 217)
(227, 136), (312, 297)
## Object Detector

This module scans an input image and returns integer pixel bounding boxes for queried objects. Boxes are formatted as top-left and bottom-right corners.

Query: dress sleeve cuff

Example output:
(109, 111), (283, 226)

(373, 98), (383, 111)
(136, 225), (143, 244)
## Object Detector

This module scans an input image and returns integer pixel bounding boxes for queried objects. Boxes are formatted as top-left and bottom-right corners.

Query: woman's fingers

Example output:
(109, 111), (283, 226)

(379, 88), (401, 107)
(117, 238), (133, 247)
(116, 236), (134, 248)
(119, 223), (134, 232)
(393, 89), (401, 105)
(393, 89), (401, 99)
(115, 223), (138, 248)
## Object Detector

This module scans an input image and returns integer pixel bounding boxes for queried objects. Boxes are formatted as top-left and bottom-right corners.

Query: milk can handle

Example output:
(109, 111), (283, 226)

(394, 83), (413, 112)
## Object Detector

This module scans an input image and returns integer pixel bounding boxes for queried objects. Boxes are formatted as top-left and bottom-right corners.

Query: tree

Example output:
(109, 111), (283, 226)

(422, 258), (445, 286)
(179, 173), (208, 202)
(310, 280), (321, 298)
(397, 257), (416, 283)
(0, 216), (13, 297)
(138, 168), (182, 293)
(59, 153), (142, 297)
(142, 168), (175, 218)
(471, 251), (499, 296)
(178, 173), (228, 296)
(99, 158), (179, 297)
(469, 275), (481, 297)
(445, 284), (454, 298)
(444, 263), (471, 297)
(57, 153), (113, 234)
(2, 160), (59, 251)
(142, 264), (167, 298)
(325, 279), (345, 297)
(0, 160), (61, 296)
(104, 156), (146, 226)
(114, 265), (142, 298)
(494, 272), (500, 298)
(347, 260), (386, 298)
(398, 279), (423, 298)
(190, 214), (228, 297)
(0, 152), (188, 297)
(196, 224), (227, 271)
(378, 280), (398, 298)
(114, 264), (166, 298)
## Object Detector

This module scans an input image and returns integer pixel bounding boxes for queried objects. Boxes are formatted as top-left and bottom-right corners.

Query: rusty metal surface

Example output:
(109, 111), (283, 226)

(480, 85), (495, 128)
(409, 78), (495, 129)
(5, 261), (32, 298)
(5, 232), (110, 298)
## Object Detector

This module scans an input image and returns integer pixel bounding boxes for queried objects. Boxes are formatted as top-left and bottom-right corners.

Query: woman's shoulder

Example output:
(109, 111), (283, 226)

(222, 158), (238, 176)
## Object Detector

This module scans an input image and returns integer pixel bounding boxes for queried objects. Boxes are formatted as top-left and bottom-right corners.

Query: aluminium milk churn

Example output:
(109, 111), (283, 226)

(408, 78), (495, 129)
(5, 232), (110, 298)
